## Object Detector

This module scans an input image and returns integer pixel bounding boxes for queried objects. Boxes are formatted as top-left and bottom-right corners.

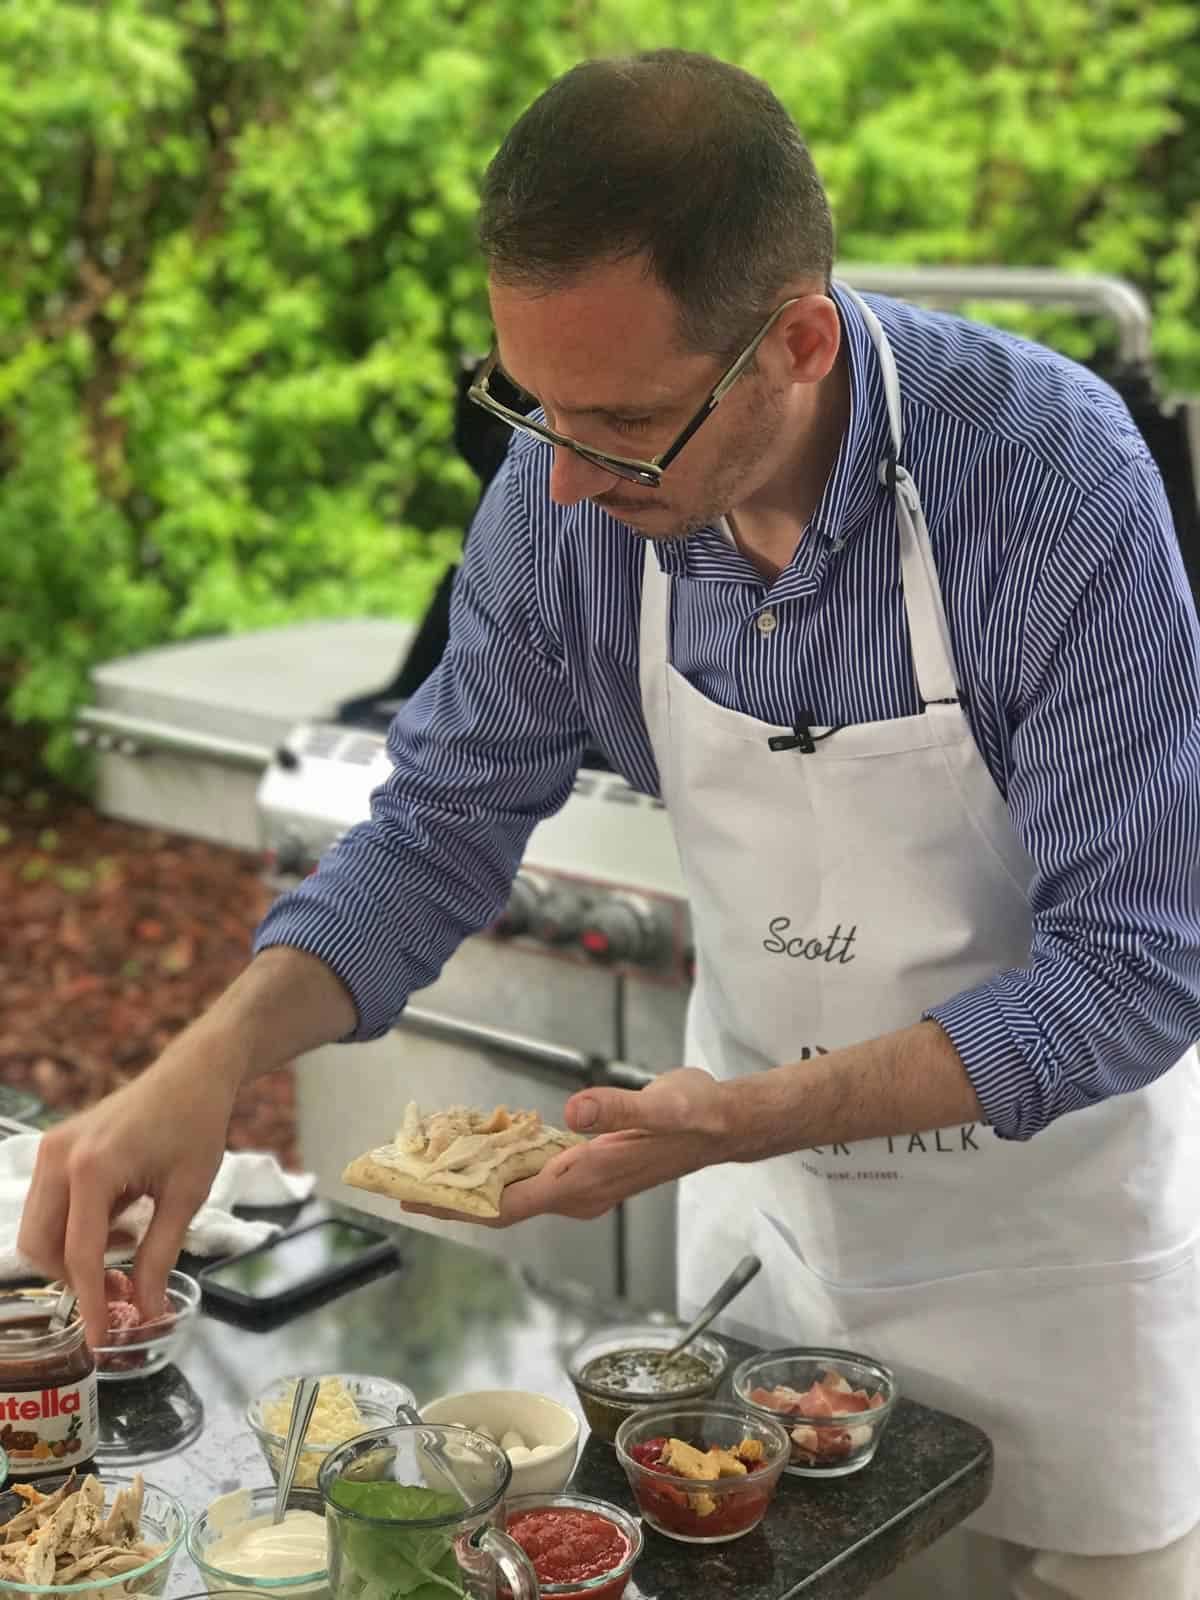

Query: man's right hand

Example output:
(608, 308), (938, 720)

(17, 1050), (239, 1350)
(17, 946), (358, 1350)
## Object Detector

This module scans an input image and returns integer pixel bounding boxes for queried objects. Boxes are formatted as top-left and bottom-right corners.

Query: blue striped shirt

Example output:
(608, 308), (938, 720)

(255, 285), (1200, 1141)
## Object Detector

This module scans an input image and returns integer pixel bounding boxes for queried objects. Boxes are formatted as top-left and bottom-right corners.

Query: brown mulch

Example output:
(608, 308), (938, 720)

(0, 720), (298, 1167)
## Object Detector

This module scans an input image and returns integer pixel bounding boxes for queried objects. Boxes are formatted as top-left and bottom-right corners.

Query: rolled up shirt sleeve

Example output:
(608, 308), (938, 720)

(253, 448), (588, 1038)
(926, 453), (1200, 1139)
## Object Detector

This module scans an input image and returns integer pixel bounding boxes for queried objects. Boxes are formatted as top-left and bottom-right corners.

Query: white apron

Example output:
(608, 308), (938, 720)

(638, 291), (1200, 1555)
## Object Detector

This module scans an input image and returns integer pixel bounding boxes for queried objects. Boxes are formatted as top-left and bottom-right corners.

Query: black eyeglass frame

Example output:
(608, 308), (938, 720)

(466, 296), (804, 488)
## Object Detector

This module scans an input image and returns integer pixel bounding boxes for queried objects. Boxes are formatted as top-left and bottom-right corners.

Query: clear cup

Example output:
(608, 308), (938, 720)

(318, 1424), (538, 1600)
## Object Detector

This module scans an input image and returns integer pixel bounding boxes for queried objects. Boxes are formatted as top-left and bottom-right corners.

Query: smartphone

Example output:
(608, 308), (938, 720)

(198, 1218), (400, 1313)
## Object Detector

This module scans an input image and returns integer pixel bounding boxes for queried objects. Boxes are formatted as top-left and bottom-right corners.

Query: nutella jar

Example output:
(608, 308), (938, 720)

(0, 1289), (97, 1483)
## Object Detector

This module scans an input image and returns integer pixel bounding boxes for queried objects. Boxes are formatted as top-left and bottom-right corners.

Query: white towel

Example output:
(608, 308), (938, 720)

(0, 1134), (315, 1282)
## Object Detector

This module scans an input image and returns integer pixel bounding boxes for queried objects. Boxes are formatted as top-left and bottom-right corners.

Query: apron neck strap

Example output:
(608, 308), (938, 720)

(639, 286), (963, 710)
(839, 285), (961, 706)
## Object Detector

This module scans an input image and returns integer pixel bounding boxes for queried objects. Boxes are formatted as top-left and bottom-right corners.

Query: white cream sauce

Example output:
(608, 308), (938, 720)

(206, 1494), (326, 1580)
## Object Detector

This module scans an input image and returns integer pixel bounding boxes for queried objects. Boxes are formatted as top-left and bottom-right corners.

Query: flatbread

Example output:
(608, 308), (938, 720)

(342, 1102), (584, 1218)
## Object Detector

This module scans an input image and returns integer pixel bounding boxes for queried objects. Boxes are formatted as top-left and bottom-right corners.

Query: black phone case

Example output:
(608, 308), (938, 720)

(197, 1218), (399, 1314)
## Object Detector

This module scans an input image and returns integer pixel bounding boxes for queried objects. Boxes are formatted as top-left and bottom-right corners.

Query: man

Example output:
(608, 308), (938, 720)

(19, 48), (1200, 1597)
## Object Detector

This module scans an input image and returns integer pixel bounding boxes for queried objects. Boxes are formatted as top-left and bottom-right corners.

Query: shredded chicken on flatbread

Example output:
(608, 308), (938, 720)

(0, 1473), (163, 1596)
(342, 1101), (585, 1218)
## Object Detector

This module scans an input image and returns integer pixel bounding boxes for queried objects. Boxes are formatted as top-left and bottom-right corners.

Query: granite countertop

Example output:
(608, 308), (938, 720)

(99, 1203), (991, 1599)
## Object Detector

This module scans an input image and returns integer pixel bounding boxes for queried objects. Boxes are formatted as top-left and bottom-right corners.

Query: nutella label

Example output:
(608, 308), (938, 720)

(0, 1377), (98, 1475)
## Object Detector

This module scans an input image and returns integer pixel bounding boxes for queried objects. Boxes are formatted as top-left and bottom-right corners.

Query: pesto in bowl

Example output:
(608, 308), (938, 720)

(565, 1325), (728, 1444)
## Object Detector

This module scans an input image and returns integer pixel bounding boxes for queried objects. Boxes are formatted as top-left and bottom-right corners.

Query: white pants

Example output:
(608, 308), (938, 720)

(868, 1521), (1200, 1599)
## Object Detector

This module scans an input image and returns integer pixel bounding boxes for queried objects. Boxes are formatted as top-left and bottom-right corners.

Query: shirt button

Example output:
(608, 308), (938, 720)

(756, 609), (778, 636)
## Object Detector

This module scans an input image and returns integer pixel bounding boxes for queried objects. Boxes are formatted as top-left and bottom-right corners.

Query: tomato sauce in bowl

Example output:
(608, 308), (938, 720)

(503, 1494), (642, 1598)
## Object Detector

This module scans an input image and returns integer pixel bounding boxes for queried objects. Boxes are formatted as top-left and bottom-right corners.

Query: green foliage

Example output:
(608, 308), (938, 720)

(3, 0), (1197, 779)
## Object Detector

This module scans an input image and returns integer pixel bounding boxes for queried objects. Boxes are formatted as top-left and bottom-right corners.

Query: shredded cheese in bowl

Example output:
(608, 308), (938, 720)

(250, 1374), (414, 1489)
(262, 1378), (365, 1447)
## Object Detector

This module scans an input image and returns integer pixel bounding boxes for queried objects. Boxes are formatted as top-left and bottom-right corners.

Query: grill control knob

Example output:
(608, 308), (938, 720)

(580, 896), (658, 965)
(532, 886), (585, 945)
(494, 874), (543, 938)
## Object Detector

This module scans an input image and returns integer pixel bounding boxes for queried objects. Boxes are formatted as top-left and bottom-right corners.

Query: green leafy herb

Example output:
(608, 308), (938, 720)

(329, 1479), (465, 1600)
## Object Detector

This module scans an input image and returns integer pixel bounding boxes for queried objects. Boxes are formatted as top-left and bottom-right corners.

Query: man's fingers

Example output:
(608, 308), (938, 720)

(496, 1171), (556, 1225)
(133, 1183), (205, 1320)
(61, 1145), (123, 1349)
(499, 1147), (606, 1222)
(16, 1137), (71, 1284)
(400, 1202), (505, 1229)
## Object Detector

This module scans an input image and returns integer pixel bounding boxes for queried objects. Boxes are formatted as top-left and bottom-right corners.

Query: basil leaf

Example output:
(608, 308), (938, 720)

(330, 1479), (466, 1599)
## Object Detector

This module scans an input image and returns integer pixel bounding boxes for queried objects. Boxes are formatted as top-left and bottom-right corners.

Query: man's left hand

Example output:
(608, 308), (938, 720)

(401, 1067), (736, 1228)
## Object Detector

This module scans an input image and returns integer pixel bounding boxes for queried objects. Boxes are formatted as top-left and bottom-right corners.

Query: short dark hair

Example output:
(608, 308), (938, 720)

(478, 49), (835, 358)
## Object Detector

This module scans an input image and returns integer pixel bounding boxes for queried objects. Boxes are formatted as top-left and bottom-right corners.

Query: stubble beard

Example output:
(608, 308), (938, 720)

(603, 379), (786, 543)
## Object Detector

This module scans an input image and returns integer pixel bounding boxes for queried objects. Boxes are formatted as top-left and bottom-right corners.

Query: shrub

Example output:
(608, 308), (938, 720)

(3, 0), (1197, 778)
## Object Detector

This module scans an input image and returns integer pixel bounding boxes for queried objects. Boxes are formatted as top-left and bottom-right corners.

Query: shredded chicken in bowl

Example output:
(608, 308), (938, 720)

(0, 1473), (164, 1594)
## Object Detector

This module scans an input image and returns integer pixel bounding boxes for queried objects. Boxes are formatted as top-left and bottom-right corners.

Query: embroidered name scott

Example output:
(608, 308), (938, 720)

(762, 919), (858, 963)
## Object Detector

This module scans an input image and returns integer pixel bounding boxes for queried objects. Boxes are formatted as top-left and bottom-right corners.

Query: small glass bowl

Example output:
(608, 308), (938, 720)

(731, 1347), (897, 1477)
(565, 1323), (727, 1444)
(503, 1493), (643, 1598)
(187, 1485), (328, 1600)
(614, 1402), (789, 1545)
(0, 1472), (186, 1597)
(0, 1086), (43, 1125)
(87, 1271), (201, 1381)
(246, 1374), (416, 1490)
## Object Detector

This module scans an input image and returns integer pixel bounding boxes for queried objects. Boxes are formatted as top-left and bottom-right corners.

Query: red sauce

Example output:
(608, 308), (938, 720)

(627, 1436), (771, 1541)
(507, 1506), (630, 1595)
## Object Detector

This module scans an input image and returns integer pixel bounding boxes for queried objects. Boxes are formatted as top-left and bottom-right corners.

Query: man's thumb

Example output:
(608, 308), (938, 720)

(566, 1086), (671, 1135)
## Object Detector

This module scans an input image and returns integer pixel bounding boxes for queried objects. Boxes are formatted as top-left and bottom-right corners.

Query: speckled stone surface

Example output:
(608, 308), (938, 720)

(94, 1204), (991, 1598)
(574, 1376), (991, 1599)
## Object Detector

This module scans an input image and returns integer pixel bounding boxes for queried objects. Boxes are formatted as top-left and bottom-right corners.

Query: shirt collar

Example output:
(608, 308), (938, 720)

(653, 280), (895, 578)
(654, 521), (738, 578)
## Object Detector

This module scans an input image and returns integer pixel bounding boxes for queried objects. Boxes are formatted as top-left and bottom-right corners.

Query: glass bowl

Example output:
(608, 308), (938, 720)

(503, 1493), (643, 1599)
(0, 1472), (186, 1597)
(187, 1485), (328, 1600)
(614, 1402), (788, 1544)
(0, 1086), (43, 1125)
(564, 1323), (727, 1444)
(246, 1373), (416, 1490)
(731, 1347), (897, 1477)
(87, 1271), (201, 1381)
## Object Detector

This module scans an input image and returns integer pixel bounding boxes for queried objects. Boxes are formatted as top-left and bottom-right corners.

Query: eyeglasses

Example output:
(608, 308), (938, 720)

(467, 297), (803, 488)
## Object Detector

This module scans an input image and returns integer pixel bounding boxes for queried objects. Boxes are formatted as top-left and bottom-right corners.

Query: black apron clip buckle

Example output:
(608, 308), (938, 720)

(768, 713), (818, 754)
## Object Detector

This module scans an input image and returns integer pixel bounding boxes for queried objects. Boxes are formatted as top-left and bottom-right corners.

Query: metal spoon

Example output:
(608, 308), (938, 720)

(48, 1283), (77, 1332)
(665, 1253), (763, 1358)
(272, 1376), (320, 1525)
(396, 1402), (477, 1507)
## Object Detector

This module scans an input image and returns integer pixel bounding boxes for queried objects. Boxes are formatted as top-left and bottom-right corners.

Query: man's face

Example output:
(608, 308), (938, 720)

(488, 257), (789, 541)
